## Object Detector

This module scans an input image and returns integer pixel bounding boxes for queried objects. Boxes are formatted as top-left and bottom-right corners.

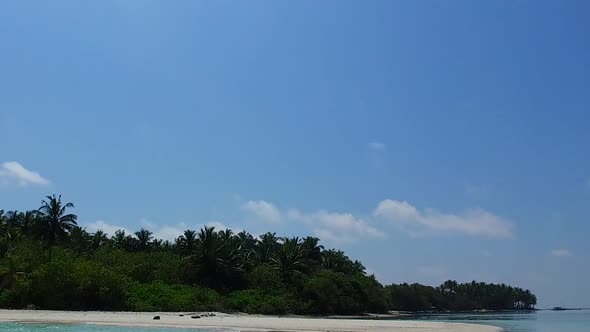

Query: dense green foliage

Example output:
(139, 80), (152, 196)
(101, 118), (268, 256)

(386, 280), (537, 311)
(0, 195), (537, 314)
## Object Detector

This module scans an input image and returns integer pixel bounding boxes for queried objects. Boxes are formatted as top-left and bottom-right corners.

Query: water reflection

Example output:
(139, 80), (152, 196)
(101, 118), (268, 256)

(404, 310), (590, 332)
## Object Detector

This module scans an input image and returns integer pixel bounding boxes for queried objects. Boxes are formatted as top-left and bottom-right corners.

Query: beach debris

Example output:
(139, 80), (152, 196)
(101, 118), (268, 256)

(191, 315), (201, 319)
(179, 314), (184, 317)
(153, 316), (161, 320)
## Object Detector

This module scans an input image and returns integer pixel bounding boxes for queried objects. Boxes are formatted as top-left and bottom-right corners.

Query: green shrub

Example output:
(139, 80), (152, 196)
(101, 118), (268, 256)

(29, 257), (128, 310)
(194, 286), (223, 311)
(225, 289), (294, 314)
(126, 282), (195, 311)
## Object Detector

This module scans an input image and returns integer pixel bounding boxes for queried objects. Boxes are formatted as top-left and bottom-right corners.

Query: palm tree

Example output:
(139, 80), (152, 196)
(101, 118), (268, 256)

(236, 231), (256, 250)
(134, 228), (153, 252)
(176, 229), (197, 255)
(271, 237), (306, 277)
(0, 257), (26, 290)
(69, 226), (91, 255)
(112, 229), (128, 250)
(321, 249), (362, 274)
(187, 226), (245, 290)
(301, 236), (324, 264)
(92, 230), (109, 249)
(254, 232), (280, 263)
(36, 195), (77, 248)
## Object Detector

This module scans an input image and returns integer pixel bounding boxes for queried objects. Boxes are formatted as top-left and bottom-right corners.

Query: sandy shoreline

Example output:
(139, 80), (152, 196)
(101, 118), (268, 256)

(0, 310), (500, 332)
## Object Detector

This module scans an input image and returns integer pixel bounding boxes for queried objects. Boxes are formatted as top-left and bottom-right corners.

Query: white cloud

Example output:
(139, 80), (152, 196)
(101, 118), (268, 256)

(85, 220), (129, 237)
(550, 249), (572, 257)
(153, 223), (188, 242)
(0, 161), (49, 186)
(368, 141), (387, 151)
(312, 228), (355, 244)
(206, 221), (243, 234)
(289, 208), (386, 241)
(241, 200), (282, 224)
(375, 199), (513, 238)
(144, 220), (241, 242)
(373, 200), (420, 222)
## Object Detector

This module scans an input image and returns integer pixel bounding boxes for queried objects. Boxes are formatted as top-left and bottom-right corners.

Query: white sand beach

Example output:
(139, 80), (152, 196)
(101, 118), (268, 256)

(0, 310), (500, 332)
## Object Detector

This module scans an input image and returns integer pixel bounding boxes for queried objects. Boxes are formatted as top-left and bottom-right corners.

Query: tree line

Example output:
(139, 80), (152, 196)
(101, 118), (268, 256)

(0, 195), (536, 314)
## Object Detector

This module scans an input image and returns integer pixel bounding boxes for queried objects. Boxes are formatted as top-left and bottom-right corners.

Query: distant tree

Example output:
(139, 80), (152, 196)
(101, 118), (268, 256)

(92, 230), (109, 249)
(36, 195), (77, 259)
(0, 257), (26, 290)
(134, 228), (153, 252)
(69, 226), (91, 255)
(301, 236), (323, 266)
(254, 232), (280, 263)
(272, 237), (306, 277)
(175, 229), (197, 255)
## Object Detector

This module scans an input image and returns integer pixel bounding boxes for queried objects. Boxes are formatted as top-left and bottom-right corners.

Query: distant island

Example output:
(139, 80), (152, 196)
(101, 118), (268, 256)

(550, 307), (588, 311)
(0, 194), (537, 315)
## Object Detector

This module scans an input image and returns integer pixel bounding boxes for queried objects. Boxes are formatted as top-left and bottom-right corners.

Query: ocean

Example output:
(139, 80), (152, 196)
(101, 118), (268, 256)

(408, 309), (590, 332)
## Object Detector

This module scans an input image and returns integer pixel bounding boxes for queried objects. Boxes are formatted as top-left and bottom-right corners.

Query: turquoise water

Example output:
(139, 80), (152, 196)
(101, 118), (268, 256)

(409, 309), (590, 332)
(0, 323), (213, 332)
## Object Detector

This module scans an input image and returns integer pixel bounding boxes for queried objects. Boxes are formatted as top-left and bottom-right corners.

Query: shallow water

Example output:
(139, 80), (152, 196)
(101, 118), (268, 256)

(0, 323), (210, 332)
(408, 309), (590, 332)
(1, 311), (589, 332)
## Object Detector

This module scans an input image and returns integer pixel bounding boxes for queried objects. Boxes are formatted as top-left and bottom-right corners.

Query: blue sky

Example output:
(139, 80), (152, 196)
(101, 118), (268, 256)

(1, 1), (589, 307)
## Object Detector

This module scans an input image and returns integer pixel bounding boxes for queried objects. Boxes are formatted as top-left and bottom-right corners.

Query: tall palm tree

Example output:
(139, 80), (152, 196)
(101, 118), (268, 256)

(36, 194), (77, 249)
(176, 229), (197, 255)
(254, 232), (280, 263)
(187, 226), (244, 290)
(271, 237), (306, 277)
(301, 236), (324, 264)
(236, 231), (256, 250)
(134, 228), (153, 252)
(112, 229), (128, 250)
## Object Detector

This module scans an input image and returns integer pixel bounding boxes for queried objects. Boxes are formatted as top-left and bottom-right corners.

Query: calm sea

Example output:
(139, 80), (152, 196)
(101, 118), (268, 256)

(408, 309), (590, 332)
(0, 323), (210, 332)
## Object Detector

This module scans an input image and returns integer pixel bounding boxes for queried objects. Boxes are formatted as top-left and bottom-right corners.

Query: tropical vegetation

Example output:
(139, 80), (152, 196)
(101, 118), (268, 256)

(0, 195), (537, 314)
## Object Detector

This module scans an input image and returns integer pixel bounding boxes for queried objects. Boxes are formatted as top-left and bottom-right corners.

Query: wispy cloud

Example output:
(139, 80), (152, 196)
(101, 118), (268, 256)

(85, 220), (129, 237)
(241, 200), (282, 224)
(367, 142), (388, 169)
(374, 199), (513, 238)
(367, 141), (387, 151)
(0, 161), (49, 186)
(288, 208), (386, 242)
(550, 249), (572, 257)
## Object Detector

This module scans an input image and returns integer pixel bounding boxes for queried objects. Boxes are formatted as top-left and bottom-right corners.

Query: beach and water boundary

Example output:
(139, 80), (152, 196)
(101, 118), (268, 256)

(0, 310), (500, 332)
